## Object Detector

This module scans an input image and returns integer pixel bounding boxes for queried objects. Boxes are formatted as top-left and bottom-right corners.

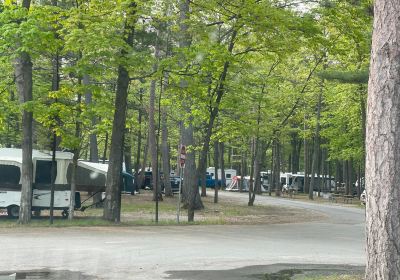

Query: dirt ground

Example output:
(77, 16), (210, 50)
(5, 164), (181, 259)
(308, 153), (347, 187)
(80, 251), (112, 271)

(74, 190), (326, 225)
(0, 190), (327, 226)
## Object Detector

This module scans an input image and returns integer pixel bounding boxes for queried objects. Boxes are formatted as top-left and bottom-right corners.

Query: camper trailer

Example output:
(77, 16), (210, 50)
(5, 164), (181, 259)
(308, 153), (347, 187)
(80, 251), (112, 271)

(206, 167), (237, 186)
(0, 148), (133, 218)
(0, 148), (77, 217)
(226, 176), (267, 192)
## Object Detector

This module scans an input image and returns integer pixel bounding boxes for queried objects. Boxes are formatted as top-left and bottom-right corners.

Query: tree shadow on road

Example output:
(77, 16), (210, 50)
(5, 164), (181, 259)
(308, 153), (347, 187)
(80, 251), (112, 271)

(164, 263), (365, 280)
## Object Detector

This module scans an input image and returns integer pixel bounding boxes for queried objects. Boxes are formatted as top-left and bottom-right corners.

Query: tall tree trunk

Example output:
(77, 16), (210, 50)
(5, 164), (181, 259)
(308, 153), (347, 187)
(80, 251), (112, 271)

(213, 141), (219, 203)
(133, 88), (143, 193)
(104, 4), (136, 222)
(309, 90), (322, 200)
(248, 138), (256, 205)
(149, 29), (162, 201)
(197, 31), (237, 198)
(273, 139), (281, 196)
(161, 106), (172, 196)
(83, 75), (102, 204)
(103, 64), (129, 222)
(16, 0), (33, 224)
(365, 2), (400, 277)
(179, 0), (203, 222)
(303, 128), (309, 194)
(83, 75), (99, 163)
(149, 79), (159, 201)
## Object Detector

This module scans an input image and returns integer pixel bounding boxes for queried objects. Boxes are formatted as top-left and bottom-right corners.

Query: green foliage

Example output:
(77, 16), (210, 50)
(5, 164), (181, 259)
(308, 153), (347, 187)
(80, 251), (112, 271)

(0, 0), (372, 177)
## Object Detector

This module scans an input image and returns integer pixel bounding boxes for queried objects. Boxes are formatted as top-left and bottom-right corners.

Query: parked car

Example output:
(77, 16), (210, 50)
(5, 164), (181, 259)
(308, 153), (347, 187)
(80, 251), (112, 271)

(198, 174), (224, 188)
(162, 176), (182, 193)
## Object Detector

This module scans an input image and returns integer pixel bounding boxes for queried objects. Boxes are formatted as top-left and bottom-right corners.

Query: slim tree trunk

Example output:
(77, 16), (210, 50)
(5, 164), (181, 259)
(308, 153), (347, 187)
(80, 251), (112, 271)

(365, 2), (400, 277)
(273, 139), (281, 196)
(16, 0), (33, 224)
(133, 88), (143, 193)
(179, 0), (203, 222)
(69, 90), (81, 220)
(309, 90), (322, 200)
(149, 79), (159, 201)
(83, 75), (99, 163)
(161, 107), (172, 196)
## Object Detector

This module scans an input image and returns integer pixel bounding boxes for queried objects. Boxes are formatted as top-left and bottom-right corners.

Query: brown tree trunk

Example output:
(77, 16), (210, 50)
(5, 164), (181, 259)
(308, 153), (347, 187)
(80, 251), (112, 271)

(69, 91), (82, 220)
(149, 79), (159, 201)
(309, 90), (322, 200)
(273, 139), (281, 196)
(365, 2), (400, 277)
(103, 4), (136, 222)
(161, 107), (172, 196)
(179, 0), (203, 222)
(133, 88), (144, 193)
(15, 0), (33, 224)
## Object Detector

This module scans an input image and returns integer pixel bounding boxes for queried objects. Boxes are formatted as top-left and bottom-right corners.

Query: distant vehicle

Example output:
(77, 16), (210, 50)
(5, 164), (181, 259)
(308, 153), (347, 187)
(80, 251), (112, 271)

(199, 174), (223, 188)
(206, 167), (236, 186)
(226, 176), (267, 192)
(162, 176), (182, 193)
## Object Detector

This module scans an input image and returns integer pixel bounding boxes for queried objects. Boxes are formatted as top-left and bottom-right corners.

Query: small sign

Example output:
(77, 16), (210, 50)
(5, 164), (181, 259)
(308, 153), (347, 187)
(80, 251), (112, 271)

(179, 145), (186, 168)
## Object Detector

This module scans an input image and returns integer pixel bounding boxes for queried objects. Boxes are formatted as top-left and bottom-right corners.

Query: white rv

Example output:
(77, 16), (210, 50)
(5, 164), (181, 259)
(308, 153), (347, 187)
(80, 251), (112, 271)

(206, 167), (237, 186)
(0, 148), (123, 218)
(0, 148), (76, 217)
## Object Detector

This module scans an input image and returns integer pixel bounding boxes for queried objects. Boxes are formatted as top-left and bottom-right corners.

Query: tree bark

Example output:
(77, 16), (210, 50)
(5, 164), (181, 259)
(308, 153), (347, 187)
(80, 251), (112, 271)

(196, 30), (237, 198)
(309, 90), (322, 200)
(15, 0), (33, 224)
(133, 88), (143, 193)
(149, 79), (159, 201)
(103, 4), (136, 222)
(365, 2), (400, 278)
(179, 0), (203, 222)
(161, 106), (172, 196)
(273, 139), (281, 196)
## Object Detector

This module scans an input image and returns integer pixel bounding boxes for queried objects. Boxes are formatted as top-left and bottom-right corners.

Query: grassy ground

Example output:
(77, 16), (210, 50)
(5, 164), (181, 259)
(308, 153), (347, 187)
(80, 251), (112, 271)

(0, 190), (325, 227)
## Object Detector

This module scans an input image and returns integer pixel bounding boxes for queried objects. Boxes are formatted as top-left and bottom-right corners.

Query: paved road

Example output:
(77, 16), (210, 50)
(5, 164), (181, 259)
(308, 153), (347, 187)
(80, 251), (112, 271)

(0, 191), (365, 280)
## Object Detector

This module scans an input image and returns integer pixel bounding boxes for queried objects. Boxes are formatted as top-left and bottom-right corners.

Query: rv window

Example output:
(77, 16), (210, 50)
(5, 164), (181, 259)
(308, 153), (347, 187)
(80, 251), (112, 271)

(226, 174), (231, 178)
(0, 164), (20, 184)
(35, 160), (55, 184)
(67, 164), (106, 186)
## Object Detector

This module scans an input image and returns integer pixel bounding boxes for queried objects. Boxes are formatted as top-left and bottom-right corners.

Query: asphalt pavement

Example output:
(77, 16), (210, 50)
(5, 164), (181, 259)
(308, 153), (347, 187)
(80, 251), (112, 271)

(0, 191), (365, 280)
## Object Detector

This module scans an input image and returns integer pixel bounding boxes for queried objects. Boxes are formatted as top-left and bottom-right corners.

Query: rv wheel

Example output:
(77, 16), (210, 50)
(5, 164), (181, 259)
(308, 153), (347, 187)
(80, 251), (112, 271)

(7, 205), (19, 218)
(61, 209), (69, 219)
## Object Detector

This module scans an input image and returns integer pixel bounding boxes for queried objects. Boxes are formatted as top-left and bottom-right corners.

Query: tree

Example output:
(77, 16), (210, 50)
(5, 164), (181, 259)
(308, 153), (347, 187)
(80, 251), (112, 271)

(103, 1), (137, 222)
(365, 1), (400, 278)
(13, 0), (33, 224)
